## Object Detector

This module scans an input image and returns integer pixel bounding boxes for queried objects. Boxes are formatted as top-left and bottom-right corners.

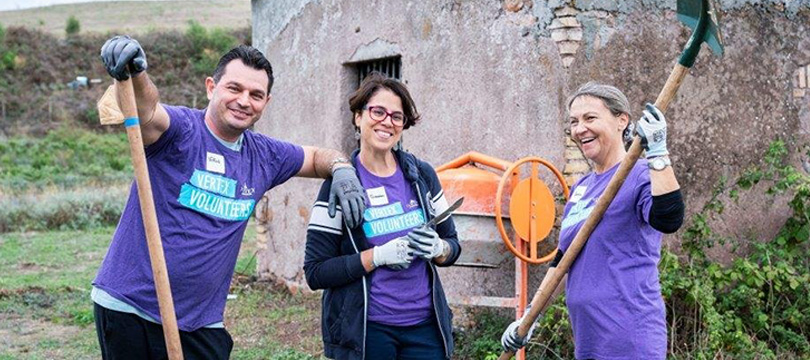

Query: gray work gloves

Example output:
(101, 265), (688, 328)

(635, 103), (668, 158)
(328, 167), (366, 228)
(501, 305), (539, 353)
(407, 226), (447, 260)
(100, 35), (147, 81)
(372, 237), (414, 271)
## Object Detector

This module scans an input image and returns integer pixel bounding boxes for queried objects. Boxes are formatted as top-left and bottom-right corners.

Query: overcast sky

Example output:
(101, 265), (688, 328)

(0, 0), (172, 12)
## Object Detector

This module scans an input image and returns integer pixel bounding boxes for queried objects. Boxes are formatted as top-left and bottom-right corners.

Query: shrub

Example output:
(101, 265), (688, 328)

(0, 185), (128, 232)
(65, 16), (80, 36)
(186, 20), (238, 75)
(659, 140), (809, 358)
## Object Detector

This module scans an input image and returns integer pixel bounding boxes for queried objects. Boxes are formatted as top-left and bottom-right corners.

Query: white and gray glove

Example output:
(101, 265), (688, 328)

(635, 103), (669, 158)
(406, 226), (446, 260)
(501, 305), (539, 353)
(372, 237), (414, 271)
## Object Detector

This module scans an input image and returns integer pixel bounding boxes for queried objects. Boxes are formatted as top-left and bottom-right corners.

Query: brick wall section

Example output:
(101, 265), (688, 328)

(562, 137), (590, 187)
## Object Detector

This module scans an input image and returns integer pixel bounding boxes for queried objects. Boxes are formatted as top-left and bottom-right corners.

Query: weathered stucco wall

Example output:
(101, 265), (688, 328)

(250, 0), (810, 290)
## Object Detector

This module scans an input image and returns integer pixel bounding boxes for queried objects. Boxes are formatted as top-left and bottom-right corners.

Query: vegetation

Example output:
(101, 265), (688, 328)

(0, 224), (326, 359)
(65, 15), (80, 36)
(186, 20), (242, 76)
(0, 23), (249, 135)
(0, 22), (17, 71)
(659, 141), (810, 359)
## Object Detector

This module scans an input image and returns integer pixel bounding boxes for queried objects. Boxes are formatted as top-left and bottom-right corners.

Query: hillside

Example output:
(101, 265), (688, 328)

(0, 23), (250, 135)
(0, 1), (250, 36)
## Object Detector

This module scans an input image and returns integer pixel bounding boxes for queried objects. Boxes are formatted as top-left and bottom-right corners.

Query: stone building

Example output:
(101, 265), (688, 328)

(249, 0), (810, 293)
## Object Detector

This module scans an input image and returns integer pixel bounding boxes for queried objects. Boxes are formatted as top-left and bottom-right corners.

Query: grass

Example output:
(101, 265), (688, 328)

(0, 222), (325, 359)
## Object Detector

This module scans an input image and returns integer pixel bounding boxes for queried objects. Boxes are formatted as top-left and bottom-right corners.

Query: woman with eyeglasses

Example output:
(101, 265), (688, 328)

(304, 72), (461, 360)
(500, 82), (685, 359)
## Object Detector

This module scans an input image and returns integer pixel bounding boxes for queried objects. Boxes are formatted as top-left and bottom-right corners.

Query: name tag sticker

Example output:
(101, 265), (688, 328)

(366, 186), (389, 206)
(570, 186), (587, 203)
(206, 152), (225, 174)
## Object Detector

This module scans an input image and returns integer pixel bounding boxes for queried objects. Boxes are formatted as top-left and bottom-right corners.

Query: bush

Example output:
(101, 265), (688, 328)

(65, 16), (80, 36)
(0, 185), (128, 232)
(659, 140), (810, 359)
(186, 20), (239, 75)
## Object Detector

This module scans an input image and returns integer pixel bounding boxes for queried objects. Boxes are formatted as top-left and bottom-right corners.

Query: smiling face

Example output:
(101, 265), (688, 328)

(205, 60), (271, 142)
(568, 95), (628, 169)
(355, 88), (405, 155)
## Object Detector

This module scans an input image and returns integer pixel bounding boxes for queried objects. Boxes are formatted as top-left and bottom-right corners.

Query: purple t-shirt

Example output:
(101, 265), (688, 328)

(558, 160), (666, 360)
(356, 159), (432, 326)
(93, 105), (304, 331)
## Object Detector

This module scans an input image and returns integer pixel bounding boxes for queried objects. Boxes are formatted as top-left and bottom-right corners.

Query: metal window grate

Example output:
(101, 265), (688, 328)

(356, 57), (401, 83)
(354, 56), (403, 150)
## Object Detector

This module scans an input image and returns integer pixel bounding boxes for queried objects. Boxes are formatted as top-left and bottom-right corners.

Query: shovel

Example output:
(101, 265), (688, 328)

(498, 0), (724, 358)
(98, 80), (184, 360)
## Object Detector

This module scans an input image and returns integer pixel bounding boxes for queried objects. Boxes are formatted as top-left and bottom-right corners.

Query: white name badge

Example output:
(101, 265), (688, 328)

(366, 186), (389, 206)
(206, 152), (225, 174)
(570, 185), (587, 203)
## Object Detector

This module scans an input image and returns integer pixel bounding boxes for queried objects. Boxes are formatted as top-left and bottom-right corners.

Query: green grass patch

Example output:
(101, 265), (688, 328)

(0, 222), (328, 359)
(0, 128), (132, 192)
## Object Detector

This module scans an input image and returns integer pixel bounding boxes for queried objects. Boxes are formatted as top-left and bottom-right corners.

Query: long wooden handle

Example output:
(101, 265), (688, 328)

(116, 79), (184, 360)
(498, 64), (690, 360)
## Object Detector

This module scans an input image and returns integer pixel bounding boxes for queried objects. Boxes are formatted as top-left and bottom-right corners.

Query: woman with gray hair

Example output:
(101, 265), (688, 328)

(500, 82), (685, 359)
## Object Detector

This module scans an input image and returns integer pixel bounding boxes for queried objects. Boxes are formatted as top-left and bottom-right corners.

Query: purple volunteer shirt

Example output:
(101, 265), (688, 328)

(93, 105), (304, 331)
(356, 159), (433, 326)
(558, 160), (667, 360)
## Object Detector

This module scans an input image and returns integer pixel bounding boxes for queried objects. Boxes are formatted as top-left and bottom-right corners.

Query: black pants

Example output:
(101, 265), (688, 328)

(94, 303), (233, 360)
(365, 318), (446, 359)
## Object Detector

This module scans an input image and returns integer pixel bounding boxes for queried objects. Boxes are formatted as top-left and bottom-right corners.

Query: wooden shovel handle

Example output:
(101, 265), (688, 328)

(498, 64), (690, 360)
(117, 79), (184, 360)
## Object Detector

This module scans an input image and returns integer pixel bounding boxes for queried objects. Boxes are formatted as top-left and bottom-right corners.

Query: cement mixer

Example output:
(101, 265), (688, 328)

(433, 152), (569, 360)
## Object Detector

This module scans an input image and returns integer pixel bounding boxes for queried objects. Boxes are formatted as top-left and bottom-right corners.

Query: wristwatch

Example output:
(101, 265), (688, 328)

(648, 156), (671, 171)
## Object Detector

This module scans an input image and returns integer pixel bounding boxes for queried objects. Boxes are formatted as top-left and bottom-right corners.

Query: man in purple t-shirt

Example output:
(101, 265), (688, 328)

(92, 36), (366, 359)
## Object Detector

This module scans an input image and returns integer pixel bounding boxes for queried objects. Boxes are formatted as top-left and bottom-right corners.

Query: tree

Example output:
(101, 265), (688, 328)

(65, 16), (80, 36)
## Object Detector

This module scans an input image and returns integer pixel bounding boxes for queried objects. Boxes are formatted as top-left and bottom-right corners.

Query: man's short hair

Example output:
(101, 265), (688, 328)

(212, 45), (274, 94)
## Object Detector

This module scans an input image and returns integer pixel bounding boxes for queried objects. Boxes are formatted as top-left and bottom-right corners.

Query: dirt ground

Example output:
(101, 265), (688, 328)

(0, 1), (251, 35)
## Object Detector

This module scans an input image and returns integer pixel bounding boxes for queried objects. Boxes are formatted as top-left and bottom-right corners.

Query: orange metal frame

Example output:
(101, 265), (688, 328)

(437, 152), (569, 360)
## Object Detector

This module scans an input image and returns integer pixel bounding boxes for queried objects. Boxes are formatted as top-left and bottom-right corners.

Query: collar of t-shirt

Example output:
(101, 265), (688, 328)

(204, 118), (244, 151)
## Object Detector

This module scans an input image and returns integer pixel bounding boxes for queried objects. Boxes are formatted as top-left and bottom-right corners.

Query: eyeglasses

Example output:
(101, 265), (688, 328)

(364, 106), (406, 126)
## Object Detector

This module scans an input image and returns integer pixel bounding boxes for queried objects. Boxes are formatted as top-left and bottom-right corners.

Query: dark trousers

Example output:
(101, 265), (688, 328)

(94, 303), (233, 360)
(365, 318), (446, 360)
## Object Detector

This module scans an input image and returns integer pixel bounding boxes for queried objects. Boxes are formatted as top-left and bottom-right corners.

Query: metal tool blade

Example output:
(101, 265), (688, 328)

(425, 197), (464, 227)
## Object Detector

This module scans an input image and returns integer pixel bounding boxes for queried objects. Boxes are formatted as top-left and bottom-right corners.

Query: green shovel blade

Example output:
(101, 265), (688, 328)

(677, 0), (724, 58)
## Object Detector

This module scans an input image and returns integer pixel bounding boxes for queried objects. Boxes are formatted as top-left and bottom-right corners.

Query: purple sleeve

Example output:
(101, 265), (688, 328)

(144, 104), (192, 158)
(634, 163), (653, 224)
(265, 138), (305, 188)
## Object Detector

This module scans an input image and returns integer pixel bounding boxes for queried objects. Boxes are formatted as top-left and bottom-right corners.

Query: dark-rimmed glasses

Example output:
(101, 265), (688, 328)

(364, 106), (406, 127)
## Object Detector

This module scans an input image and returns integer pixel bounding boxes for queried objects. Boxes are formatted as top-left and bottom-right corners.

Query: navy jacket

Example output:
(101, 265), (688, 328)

(304, 149), (461, 360)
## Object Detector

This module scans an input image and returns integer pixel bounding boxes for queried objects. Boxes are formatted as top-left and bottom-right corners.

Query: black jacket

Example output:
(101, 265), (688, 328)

(304, 149), (461, 360)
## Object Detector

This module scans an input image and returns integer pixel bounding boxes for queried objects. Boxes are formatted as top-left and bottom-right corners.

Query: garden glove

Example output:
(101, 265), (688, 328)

(635, 103), (669, 158)
(407, 226), (447, 260)
(328, 166), (365, 229)
(372, 237), (414, 271)
(501, 304), (539, 353)
(100, 35), (147, 81)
